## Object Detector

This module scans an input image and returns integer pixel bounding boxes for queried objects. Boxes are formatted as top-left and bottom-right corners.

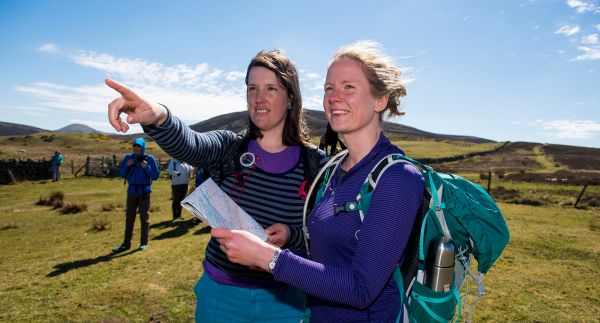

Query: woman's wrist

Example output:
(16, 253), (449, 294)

(260, 244), (279, 271)
(153, 102), (169, 126)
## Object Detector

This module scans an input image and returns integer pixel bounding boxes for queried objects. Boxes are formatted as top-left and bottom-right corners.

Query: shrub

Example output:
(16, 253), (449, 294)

(52, 199), (64, 210)
(91, 218), (110, 231)
(580, 195), (600, 208)
(36, 190), (65, 206)
(0, 222), (18, 230)
(510, 198), (544, 206)
(60, 203), (88, 214)
(495, 170), (506, 179)
(491, 186), (521, 201)
(100, 203), (116, 212)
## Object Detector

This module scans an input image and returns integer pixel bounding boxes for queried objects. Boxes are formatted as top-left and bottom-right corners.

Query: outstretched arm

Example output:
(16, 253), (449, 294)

(105, 79), (237, 169)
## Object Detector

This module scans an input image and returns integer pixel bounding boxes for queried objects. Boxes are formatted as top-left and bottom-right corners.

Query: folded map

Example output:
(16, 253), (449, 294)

(181, 178), (268, 241)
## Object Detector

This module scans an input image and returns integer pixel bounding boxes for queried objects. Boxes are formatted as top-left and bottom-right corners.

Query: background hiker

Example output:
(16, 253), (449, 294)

(113, 137), (160, 253)
(167, 158), (193, 221)
(50, 151), (63, 182)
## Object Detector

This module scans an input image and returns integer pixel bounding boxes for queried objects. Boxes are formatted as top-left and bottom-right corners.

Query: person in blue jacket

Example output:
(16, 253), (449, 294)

(50, 151), (63, 182)
(113, 137), (160, 252)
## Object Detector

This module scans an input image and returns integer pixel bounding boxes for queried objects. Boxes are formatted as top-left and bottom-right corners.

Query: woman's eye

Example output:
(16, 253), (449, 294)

(324, 86), (333, 93)
(344, 84), (355, 90)
(248, 86), (256, 92)
(268, 86), (278, 91)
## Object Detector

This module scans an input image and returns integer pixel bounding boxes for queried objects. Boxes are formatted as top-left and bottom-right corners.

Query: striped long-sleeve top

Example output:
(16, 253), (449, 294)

(143, 110), (327, 284)
(273, 132), (425, 322)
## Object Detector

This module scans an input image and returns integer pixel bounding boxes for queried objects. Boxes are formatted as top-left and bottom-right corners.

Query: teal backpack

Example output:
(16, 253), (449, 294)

(302, 150), (510, 323)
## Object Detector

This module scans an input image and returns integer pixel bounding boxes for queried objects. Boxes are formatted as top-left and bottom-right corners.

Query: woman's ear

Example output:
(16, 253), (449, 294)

(375, 94), (389, 113)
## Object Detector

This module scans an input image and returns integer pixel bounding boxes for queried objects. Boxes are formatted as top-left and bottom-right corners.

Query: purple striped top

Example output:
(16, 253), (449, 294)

(273, 133), (425, 322)
(204, 139), (301, 289)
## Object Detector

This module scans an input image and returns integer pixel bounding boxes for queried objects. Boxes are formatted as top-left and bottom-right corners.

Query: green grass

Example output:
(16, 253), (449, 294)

(0, 177), (207, 322)
(1, 176), (599, 322)
(474, 203), (600, 322)
(529, 145), (565, 173)
(390, 139), (502, 159)
(461, 173), (600, 207)
(0, 132), (171, 166)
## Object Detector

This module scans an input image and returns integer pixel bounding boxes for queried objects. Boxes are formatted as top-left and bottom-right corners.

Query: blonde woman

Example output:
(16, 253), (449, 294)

(213, 41), (424, 322)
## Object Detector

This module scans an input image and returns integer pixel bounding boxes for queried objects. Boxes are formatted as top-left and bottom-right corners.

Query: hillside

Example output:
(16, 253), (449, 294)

(0, 121), (47, 136)
(55, 123), (100, 134)
(190, 109), (496, 144)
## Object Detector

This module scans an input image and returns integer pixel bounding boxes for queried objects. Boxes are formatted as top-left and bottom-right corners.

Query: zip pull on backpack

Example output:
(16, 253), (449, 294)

(303, 150), (510, 323)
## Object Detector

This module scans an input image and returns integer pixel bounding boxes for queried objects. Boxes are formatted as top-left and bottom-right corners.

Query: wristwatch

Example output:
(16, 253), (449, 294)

(267, 248), (281, 273)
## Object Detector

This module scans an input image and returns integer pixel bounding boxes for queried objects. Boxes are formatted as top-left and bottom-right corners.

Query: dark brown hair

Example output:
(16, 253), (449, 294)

(244, 50), (311, 147)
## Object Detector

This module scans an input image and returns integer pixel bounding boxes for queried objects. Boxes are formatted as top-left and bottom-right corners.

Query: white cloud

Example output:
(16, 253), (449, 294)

(20, 45), (419, 132)
(538, 119), (600, 139)
(596, 24), (600, 30)
(226, 71), (245, 81)
(38, 43), (59, 53)
(304, 72), (320, 80)
(582, 33), (599, 44)
(16, 48), (251, 130)
(573, 45), (600, 60)
(555, 24), (581, 36)
(566, 0), (600, 13)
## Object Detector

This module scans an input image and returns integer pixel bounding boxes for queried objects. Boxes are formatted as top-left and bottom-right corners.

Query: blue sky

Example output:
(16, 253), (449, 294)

(1, 0), (599, 148)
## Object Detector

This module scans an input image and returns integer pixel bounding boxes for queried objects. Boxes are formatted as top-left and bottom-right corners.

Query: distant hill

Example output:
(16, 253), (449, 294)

(55, 123), (100, 134)
(0, 121), (47, 136)
(190, 109), (495, 143)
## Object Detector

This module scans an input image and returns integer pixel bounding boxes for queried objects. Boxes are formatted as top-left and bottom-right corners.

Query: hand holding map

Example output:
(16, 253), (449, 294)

(181, 178), (268, 241)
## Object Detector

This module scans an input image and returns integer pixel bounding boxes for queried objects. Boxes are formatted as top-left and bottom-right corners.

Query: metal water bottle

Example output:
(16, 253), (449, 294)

(426, 237), (455, 292)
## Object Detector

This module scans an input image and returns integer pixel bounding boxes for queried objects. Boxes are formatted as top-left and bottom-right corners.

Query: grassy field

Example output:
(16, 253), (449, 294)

(390, 139), (502, 160)
(1, 175), (599, 322)
(0, 132), (171, 166)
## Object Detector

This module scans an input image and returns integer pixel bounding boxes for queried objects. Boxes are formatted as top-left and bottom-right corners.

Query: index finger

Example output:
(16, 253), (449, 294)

(105, 78), (138, 101)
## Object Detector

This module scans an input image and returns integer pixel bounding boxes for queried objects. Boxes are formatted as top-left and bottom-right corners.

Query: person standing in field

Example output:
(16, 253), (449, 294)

(50, 151), (63, 182)
(167, 158), (193, 221)
(113, 138), (160, 253)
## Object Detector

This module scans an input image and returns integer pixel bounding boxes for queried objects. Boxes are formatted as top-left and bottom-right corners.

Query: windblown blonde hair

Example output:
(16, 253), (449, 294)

(332, 40), (407, 119)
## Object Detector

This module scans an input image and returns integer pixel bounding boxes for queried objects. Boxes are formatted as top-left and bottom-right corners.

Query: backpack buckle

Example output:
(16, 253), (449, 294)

(334, 202), (358, 214)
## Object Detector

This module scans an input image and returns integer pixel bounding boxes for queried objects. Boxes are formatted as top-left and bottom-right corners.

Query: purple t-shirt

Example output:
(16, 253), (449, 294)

(205, 140), (301, 288)
(248, 139), (301, 174)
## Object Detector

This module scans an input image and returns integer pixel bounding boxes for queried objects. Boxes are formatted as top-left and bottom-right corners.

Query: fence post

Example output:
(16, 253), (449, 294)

(574, 182), (589, 209)
(487, 171), (492, 193)
(85, 156), (91, 176)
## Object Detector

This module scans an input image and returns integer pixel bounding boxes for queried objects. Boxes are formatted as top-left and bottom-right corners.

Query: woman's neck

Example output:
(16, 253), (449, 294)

(341, 125), (381, 171)
(257, 128), (286, 153)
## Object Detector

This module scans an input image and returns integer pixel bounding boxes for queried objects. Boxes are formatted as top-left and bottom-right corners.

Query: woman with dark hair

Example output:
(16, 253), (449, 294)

(212, 41), (424, 322)
(106, 50), (327, 322)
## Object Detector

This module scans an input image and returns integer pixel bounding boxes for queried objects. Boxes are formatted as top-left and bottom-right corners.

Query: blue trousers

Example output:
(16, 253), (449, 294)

(194, 273), (305, 323)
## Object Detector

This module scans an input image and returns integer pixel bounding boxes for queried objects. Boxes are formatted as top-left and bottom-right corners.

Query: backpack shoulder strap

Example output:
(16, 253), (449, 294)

(215, 130), (249, 185)
(302, 149), (348, 257)
(302, 145), (323, 184)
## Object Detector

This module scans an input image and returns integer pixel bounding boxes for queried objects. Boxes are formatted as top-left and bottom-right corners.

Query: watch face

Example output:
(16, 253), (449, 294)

(268, 261), (276, 270)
